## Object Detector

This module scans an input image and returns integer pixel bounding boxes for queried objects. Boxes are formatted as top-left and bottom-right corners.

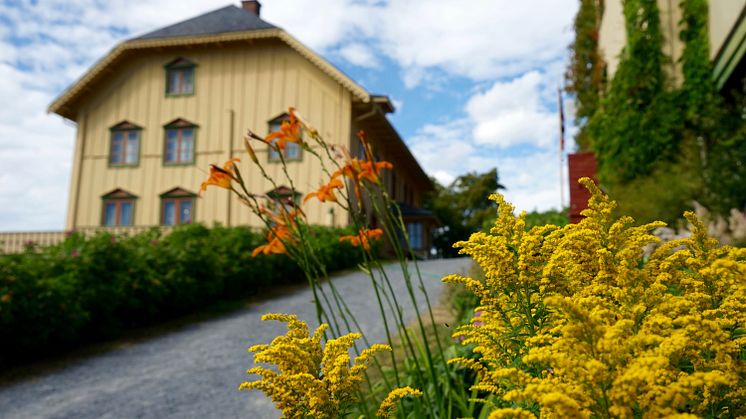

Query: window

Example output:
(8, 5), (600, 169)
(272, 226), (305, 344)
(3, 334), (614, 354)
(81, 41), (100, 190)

(160, 188), (196, 225)
(407, 222), (424, 250)
(163, 119), (196, 164)
(101, 189), (137, 226)
(109, 121), (141, 166)
(268, 113), (302, 162)
(266, 186), (302, 214)
(165, 58), (195, 96)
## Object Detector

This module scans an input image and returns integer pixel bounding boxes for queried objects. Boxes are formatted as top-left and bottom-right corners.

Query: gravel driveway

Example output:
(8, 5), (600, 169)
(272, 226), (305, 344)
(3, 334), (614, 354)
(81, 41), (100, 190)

(0, 258), (471, 419)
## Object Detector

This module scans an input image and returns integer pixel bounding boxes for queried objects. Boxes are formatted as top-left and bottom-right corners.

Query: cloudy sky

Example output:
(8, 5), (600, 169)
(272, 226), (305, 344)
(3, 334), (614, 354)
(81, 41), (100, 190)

(0, 0), (578, 231)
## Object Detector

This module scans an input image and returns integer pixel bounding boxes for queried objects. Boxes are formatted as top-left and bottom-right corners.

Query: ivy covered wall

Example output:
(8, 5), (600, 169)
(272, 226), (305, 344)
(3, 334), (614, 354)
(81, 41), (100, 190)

(566, 0), (746, 223)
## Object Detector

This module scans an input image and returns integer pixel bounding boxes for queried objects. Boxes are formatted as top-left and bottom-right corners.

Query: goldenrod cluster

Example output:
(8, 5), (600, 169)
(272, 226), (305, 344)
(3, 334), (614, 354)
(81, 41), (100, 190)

(375, 386), (422, 418)
(240, 313), (418, 418)
(445, 177), (746, 418)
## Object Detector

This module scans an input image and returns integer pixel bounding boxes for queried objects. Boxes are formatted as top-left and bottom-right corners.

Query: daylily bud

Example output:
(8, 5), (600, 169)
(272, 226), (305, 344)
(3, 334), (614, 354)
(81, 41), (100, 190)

(244, 136), (259, 164)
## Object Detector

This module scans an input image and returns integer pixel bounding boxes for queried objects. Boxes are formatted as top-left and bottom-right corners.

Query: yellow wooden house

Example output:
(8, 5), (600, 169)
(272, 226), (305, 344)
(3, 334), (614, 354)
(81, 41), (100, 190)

(48, 1), (436, 255)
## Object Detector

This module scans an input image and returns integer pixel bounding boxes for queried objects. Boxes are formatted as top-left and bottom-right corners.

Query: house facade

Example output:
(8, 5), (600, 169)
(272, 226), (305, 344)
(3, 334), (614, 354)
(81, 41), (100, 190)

(47, 1), (436, 255)
(598, 0), (746, 91)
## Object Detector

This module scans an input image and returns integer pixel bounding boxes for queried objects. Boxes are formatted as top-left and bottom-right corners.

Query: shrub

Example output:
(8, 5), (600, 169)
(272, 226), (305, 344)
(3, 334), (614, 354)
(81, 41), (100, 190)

(0, 224), (363, 367)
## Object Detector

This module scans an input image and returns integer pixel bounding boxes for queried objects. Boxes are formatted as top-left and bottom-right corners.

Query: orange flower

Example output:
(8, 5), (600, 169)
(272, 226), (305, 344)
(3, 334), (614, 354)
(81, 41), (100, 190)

(251, 225), (291, 257)
(199, 158), (240, 196)
(359, 160), (394, 184)
(330, 130), (393, 201)
(265, 107), (302, 150)
(340, 228), (384, 251)
(304, 178), (344, 204)
(251, 205), (305, 257)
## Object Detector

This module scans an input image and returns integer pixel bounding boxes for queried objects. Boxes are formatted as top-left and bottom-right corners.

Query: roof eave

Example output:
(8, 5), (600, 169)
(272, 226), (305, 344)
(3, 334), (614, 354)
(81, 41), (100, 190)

(48, 28), (371, 119)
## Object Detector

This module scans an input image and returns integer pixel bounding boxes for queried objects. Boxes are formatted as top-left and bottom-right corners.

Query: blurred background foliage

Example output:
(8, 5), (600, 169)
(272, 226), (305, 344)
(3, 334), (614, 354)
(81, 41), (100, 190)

(0, 224), (364, 367)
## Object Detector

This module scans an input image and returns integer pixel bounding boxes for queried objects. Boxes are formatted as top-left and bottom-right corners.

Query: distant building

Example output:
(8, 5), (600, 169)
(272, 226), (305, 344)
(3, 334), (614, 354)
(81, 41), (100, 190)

(44, 1), (437, 256)
(599, 0), (746, 91)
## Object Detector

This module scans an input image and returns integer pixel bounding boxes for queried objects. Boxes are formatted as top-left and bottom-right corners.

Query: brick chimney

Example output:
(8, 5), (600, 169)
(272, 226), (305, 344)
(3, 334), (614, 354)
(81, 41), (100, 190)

(241, 1), (261, 16)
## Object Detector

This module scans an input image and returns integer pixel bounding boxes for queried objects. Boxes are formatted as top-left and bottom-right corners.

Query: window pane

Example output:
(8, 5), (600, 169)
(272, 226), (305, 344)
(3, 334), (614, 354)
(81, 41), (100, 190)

(111, 132), (123, 164)
(183, 69), (194, 94)
(167, 70), (176, 94)
(269, 141), (281, 161)
(104, 202), (117, 226)
(180, 129), (194, 162)
(179, 199), (193, 224)
(125, 131), (139, 164)
(163, 201), (176, 225)
(286, 143), (300, 160)
(407, 223), (423, 249)
(165, 130), (178, 162)
(119, 202), (133, 226)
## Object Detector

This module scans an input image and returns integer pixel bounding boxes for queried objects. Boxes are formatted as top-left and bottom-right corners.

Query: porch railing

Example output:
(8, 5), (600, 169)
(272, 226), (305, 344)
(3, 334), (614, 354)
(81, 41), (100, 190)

(0, 226), (174, 254)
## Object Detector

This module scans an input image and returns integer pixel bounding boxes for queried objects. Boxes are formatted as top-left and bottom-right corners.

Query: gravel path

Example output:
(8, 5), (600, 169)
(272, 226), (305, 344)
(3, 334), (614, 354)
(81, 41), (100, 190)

(0, 258), (471, 419)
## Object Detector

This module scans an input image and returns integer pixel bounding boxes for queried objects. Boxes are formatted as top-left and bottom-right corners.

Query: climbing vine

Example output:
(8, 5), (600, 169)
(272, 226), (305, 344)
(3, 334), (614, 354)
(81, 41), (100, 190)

(565, 0), (605, 151)
(588, 0), (678, 183)
(568, 0), (746, 222)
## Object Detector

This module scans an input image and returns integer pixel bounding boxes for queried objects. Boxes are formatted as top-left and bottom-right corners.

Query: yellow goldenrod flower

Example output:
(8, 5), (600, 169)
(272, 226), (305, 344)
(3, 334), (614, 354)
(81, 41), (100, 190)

(240, 313), (395, 418)
(446, 177), (746, 418)
(376, 386), (423, 418)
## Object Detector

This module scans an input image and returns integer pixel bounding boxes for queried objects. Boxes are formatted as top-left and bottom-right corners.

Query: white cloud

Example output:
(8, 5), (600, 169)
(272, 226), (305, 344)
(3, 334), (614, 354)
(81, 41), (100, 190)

(406, 70), (566, 212)
(262, 0), (577, 86)
(337, 43), (380, 68)
(465, 71), (559, 148)
(408, 117), (563, 212)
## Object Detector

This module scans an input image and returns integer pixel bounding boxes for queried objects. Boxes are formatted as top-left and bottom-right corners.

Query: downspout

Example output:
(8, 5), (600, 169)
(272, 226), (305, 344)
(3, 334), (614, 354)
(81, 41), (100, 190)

(227, 109), (235, 227)
(70, 113), (87, 230)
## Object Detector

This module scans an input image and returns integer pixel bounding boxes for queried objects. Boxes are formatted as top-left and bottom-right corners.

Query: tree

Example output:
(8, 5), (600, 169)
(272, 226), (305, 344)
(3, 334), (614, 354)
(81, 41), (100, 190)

(565, 0), (605, 151)
(425, 168), (505, 257)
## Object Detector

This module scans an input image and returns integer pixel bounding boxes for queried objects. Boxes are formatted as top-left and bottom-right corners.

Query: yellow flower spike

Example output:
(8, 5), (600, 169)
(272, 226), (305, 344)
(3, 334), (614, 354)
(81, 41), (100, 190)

(376, 386), (423, 418)
(444, 178), (746, 418)
(242, 313), (396, 417)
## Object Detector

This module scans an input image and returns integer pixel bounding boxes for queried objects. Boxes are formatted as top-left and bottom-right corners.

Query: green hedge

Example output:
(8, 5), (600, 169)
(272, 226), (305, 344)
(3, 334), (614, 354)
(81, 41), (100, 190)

(0, 224), (363, 367)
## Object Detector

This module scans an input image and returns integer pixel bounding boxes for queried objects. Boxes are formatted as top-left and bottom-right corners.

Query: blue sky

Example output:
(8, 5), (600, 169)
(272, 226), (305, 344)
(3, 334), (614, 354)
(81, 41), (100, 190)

(0, 0), (579, 231)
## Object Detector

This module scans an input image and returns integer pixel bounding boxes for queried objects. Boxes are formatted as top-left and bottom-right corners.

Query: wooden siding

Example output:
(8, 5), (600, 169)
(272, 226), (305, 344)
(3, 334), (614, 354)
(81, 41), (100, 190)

(68, 39), (353, 229)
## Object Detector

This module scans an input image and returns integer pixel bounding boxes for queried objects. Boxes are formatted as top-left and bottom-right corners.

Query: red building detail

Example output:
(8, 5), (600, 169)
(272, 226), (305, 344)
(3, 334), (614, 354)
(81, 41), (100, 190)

(568, 152), (598, 224)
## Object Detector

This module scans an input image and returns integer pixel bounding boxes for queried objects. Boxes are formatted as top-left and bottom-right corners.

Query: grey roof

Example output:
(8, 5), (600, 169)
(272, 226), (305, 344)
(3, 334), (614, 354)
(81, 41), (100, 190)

(134, 5), (276, 40)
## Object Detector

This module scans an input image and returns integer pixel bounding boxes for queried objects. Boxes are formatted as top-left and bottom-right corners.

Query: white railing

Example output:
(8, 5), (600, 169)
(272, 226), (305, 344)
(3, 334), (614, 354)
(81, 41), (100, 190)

(0, 226), (174, 254)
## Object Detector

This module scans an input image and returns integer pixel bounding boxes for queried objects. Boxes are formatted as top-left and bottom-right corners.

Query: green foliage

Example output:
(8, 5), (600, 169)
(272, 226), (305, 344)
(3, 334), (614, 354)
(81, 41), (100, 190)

(523, 208), (570, 229)
(606, 138), (703, 224)
(589, 0), (679, 182)
(565, 0), (605, 150)
(0, 224), (363, 367)
(425, 168), (505, 257)
(568, 0), (746, 222)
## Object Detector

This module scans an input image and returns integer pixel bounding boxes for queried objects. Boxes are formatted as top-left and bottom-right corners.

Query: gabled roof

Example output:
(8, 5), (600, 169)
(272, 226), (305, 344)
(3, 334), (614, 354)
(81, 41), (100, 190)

(48, 5), (370, 119)
(135, 5), (276, 40)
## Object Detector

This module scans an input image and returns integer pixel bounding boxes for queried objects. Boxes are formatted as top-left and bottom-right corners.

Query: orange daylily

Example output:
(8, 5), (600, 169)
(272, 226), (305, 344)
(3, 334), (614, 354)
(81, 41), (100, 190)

(199, 157), (240, 196)
(265, 107), (302, 150)
(331, 131), (393, 201)
(251, 205), (304, 257)
(339, 227), (384, 251)
(251, 225), (291, 257)
(304, 178), (344, 204)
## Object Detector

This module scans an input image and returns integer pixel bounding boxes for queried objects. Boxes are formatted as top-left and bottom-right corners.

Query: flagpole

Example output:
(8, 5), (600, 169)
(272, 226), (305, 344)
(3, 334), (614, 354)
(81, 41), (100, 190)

(558, 85), (565, 209)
